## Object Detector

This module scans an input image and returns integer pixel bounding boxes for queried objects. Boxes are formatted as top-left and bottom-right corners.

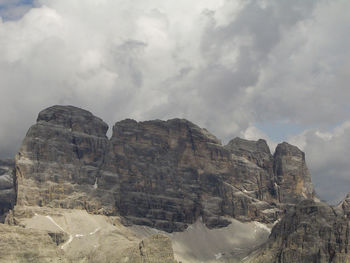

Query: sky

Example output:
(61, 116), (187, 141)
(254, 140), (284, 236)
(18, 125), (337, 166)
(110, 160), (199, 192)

(0, 0), (349, 203)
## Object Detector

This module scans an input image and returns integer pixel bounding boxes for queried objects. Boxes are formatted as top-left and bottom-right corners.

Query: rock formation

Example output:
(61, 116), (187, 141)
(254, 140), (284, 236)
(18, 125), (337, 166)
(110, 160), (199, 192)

(246, 196), (350, 263)
(2, 105), (346, 263)
(273, 142), (315, 203)
(15, 105), (111, 212)
(0, 159), (16, 222)
(14, 105), (316, 232)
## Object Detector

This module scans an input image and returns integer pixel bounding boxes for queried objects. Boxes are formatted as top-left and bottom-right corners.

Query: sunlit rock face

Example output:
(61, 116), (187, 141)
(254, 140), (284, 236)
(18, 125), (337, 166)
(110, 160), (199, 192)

(14, 105), (315, 232)
(0, 159), (16, 222)
(273, 142), (315, 203)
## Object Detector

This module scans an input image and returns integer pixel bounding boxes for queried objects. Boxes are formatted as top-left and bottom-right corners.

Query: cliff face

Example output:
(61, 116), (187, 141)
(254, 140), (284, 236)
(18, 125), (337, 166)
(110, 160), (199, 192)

(273, 142), (315, 203)
(15, 106), (111, 213)
(0, 159), (16, 222)
(3, 105), (350, 263)
(247, 196), (350, 263)
(14, 105), (315, 232)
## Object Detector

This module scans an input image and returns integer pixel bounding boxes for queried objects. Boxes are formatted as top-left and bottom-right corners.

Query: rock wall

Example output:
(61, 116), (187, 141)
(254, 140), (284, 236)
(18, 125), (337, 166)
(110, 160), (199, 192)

(14, 105), (315, 232)
(15, 105), (111, 213)
(247, 196), (350, 263)
(273, 142), (315, 203)
(0, 159), (16, 222)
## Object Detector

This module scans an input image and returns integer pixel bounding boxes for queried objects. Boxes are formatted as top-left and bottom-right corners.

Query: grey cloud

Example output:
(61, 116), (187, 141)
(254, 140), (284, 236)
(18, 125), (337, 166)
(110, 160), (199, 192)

(0, 0), (349, 202)
(290, 123), (350, 203)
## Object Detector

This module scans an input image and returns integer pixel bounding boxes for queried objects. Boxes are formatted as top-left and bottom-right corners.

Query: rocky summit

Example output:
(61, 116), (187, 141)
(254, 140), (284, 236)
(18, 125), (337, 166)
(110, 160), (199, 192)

(0, 105), (349, 263)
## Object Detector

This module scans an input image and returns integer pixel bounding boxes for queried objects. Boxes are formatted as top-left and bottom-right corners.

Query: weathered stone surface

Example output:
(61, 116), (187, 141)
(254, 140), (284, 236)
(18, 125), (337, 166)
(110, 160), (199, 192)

(246, 197), (350, 263)
(14, 105), (315, 232)
(15, 105), (111, 213)
(273, 142), (315, 203)
(225, 137), (273, 171)
(0, 159), (16, 222)
(8, 104), (350, 262)
(106, 119), (284, 231)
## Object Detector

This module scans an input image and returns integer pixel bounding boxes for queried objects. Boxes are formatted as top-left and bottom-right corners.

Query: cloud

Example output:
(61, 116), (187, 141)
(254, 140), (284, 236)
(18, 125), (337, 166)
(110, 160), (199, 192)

(0, 0), (35, 20)
(289, 121), (350, 203)
(241, 124), (278, 152)
(0, 0), (349, 201)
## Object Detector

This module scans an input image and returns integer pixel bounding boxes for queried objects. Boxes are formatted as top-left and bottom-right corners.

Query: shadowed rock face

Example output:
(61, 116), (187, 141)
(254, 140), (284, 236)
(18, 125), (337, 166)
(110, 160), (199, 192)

(247, 197), (350, 263)
(13, 105), (315, 232)
(0, 159), (16, 222)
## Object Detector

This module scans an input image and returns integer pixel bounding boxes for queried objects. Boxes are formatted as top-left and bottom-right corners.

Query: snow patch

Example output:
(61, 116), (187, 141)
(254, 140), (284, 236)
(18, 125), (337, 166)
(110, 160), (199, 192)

(45, 215), (74, 250)
(89, 227), (100, 235)
(93, 178), (98, 189)
(45, 215), (66, 233)
(214, 252), (223, 259)
(61, 235), (73, 249)
(254, 222), (271, 233)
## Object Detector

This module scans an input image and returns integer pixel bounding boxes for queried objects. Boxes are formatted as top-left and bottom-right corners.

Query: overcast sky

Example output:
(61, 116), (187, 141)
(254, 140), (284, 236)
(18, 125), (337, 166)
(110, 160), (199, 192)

(0, 0), (349, 203)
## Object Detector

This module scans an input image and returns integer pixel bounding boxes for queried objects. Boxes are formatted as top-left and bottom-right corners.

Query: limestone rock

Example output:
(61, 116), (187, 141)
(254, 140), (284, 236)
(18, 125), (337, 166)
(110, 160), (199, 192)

(339, 193), (350, 216)
(273, 142), (315, 203)
(225, 137), (273, 171)
(15, 105), (111, 213)
(107, 118), (281, 231)
(0, 159), (16, 222)
(14, 105), (315, 232)
(246, 198), (350, 263)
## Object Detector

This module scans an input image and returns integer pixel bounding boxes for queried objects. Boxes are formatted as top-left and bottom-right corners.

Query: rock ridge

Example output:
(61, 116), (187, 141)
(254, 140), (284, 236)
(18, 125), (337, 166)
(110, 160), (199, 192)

(12, 105), (315, 232)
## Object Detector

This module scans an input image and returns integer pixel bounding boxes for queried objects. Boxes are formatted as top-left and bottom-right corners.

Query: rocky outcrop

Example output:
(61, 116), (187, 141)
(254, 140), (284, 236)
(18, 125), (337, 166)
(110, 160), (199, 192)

(246, 197), (350, 263)
(273, 142), (315, 203)
(225, 137), (273, 171)
(13, 105), (315, 232)
(0, 159), (16, 222)
(15, 105), (111, 213)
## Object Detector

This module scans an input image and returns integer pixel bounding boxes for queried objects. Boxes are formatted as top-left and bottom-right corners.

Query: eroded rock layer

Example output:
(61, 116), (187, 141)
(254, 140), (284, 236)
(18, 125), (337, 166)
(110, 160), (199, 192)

(14, 105), (315, 232)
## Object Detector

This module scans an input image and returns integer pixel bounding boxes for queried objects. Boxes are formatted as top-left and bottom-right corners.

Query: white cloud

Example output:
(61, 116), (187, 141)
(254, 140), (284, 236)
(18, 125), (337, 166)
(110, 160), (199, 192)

(242, 124), (277, 152)
(289, 121), (350, 203)
(0, 0), (349, 202)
